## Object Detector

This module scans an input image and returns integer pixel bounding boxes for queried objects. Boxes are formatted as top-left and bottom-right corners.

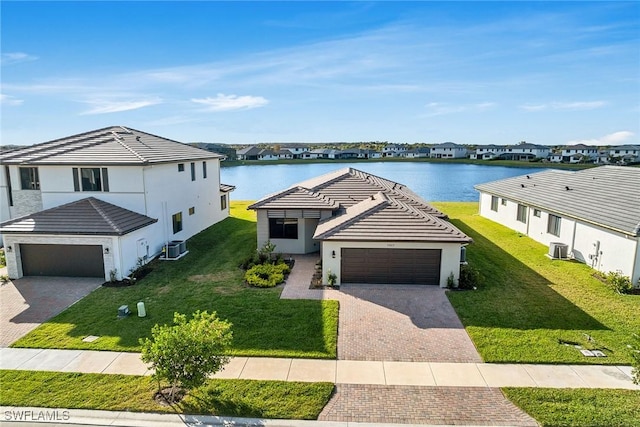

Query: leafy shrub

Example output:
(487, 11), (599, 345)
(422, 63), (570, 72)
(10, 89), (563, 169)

(240, 241), (278, 270)
(140, 311), (232, 403)
(245, 262), (290, 288)
(458, 264), (481, 290)
(605, 271), (632, 294)
(0, 249), (5, 268)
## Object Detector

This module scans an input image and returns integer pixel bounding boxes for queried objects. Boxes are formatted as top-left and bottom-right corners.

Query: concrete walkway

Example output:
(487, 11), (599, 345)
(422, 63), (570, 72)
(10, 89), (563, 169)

(2, 348), (638, 390)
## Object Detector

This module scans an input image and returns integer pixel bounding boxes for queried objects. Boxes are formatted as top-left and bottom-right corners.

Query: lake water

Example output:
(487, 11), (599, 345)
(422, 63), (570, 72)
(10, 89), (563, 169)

(221, 162), (546, 202)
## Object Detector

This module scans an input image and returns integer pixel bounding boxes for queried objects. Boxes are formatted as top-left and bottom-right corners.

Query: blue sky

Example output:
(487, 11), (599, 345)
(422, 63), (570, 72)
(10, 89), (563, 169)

(2, 1), (639, 146)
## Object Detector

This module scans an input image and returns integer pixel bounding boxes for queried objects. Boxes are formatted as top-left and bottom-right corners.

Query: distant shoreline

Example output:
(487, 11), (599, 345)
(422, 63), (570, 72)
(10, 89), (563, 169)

(221, 157), (595, 169)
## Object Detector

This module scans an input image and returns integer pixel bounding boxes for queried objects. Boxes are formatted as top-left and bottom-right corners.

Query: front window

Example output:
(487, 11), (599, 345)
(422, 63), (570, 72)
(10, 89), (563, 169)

(172, 212), (183, 234)
(19, 167), (40, 190)
(73, 167), (109, 192)
(516, 204), (527, 223)
(547, 214), (561, 236)
(269, 218), (298, 239)
(490, 196), (498, 212)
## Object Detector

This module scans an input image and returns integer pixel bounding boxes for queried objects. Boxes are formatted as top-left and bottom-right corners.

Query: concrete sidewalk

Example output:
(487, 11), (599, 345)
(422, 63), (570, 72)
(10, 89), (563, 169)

(1, 348), (638, 390)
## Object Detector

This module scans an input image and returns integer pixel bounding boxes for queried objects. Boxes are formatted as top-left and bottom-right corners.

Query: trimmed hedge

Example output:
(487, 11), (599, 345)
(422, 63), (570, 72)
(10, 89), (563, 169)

(245, 263), (291, 288)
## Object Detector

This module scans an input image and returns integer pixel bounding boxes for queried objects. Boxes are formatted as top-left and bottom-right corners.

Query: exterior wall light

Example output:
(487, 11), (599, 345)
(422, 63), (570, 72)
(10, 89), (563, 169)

(104, 247), (110, 254)
(6, 246), (12, 252)
(332, 250), (336, 258)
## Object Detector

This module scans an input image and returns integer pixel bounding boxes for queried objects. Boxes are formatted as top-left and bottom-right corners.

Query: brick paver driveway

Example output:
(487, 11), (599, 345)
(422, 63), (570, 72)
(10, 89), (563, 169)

(0, 274), (103, 347)
(282, 255), (481, 362)
(283, 256), (539, 426)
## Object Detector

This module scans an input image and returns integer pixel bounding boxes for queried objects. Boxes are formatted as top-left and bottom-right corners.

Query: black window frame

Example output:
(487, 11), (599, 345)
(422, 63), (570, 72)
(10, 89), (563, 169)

(220, 194), (227, 210)
(73, 167), (109, 192)
(269, 218), (298, 239)
(19, 167), (40, 190)
(533, 209), (541, 218)
(501, 198), (507, 206)
(178, 163), (185, 172)
(188, 207), (195, 215)
(190, 162), (196, 181)
(172, 212), (183, 234)
(202, 161), (207, 179)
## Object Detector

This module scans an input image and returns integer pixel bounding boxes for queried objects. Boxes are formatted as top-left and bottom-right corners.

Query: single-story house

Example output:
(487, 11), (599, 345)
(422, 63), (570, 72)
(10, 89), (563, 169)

(249, 168), (472, 287)
(475, 166), (640, 286)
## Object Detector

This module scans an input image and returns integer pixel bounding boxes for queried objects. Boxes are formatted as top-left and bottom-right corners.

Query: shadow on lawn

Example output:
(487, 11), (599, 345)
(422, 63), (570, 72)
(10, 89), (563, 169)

(447, 218), (608, 331)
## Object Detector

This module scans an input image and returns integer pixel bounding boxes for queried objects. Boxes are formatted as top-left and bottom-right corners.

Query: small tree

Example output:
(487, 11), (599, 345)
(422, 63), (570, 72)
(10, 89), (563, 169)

(140, 310), (232, 403)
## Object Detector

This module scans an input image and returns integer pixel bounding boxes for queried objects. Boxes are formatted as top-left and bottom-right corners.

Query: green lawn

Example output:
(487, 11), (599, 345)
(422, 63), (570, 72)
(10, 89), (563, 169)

(0, 370), (333, 420)
(12, 202), (338, 359)
(433, 202), (640, 364)
(503, 388), (640, 427)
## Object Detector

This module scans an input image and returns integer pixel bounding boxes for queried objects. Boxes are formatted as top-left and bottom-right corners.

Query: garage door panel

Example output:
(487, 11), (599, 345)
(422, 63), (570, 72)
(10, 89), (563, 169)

(21, 244), (105, 278)
(341, 248), (441, 285)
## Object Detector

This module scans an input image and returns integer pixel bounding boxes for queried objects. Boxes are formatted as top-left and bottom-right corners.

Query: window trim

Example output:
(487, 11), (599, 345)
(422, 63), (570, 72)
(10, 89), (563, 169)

(268, 218), (298, 239)
(73, 167), (109, 192)
(19, 167), (40, 190)
(172, 212), (183, 234)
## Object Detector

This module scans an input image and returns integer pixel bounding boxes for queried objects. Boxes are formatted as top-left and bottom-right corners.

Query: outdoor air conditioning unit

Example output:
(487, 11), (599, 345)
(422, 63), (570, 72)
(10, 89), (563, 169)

(548, 242), (568, 259)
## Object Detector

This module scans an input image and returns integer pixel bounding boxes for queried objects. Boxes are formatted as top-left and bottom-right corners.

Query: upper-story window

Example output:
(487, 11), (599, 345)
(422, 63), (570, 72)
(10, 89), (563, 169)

(190, 162), (196, 181)
(202, 161), (207, 179)
(19, 167), (40, 190)
(73, 167), (109, 192)
(178, 163), (185, 172)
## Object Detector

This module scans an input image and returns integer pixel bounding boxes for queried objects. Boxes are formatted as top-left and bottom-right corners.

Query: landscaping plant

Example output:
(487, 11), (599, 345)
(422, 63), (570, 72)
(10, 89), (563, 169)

(605, 271), (633, 294)
(245, 262), (290, 288)
(140, 310), (232, 404)
(632, 333), (640, 385)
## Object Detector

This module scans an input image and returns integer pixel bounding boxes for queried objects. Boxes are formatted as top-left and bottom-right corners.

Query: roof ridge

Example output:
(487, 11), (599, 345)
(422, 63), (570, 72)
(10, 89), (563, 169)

(112, 131), (148, 163)
(314, 193), (388, 240)
(87, 197), (122, 234)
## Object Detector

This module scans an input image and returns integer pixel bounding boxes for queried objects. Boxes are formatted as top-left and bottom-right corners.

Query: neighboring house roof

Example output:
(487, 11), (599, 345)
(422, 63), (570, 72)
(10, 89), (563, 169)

(220, 183), (236, 193)
(433, 142), (464, 149)
(475, 166), (640, 236)
(0, 126), (222, 166)
(506, 143), (548, 150)
(237, 146), (261, 156)
(249, 167), (447, 219)
(0, 197), (157, 235)
(313, 192), (471, 242)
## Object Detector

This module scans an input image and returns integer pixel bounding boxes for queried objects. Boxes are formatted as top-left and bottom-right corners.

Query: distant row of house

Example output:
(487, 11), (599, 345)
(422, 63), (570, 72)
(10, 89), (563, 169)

(236, 143), (640, 164)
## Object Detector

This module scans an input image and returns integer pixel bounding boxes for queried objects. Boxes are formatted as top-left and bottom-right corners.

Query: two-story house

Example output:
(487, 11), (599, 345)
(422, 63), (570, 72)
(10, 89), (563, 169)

(498, 143), (550, 161)
(609, 145), (640, 164)
(429, 142), (468, 159)
(0, 126), (234, 281)
(561, 144), (598, 163)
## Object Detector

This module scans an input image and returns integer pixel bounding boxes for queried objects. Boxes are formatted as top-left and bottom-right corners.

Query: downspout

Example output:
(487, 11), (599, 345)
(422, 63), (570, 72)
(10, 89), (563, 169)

(570, 220), (578, 259)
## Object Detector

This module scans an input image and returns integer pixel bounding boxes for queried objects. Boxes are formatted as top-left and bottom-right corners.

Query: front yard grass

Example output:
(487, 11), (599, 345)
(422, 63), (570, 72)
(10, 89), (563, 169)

(503, 388), (640, 427)
(433, 202), (639, 364)
(12, 201), (338, 359)
(0, 370), (333, 420)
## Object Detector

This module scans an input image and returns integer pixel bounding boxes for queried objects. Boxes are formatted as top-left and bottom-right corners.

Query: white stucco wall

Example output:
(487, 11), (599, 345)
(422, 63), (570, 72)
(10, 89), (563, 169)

(478, 191), (640, 285)
(255, 210), (331, 254)
(321, 240), (463, 288)
(39, 165), (146, 213)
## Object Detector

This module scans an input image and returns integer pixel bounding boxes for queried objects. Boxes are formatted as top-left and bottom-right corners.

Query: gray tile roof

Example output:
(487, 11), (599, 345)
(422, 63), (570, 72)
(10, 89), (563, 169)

(220, 183), (236, 193)
(249, 187), (339, 210)
(313, 192), (471, 243)
(0, 126), (222, 166)
(250, 167), (446, 218)
(475, 165), (640, 236)
(0, 197), (157, 235)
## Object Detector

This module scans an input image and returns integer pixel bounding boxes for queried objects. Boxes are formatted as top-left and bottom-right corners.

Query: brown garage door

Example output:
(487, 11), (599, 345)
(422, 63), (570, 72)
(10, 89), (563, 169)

(20, 244), (105, 278)
(341, 248), (441, 285)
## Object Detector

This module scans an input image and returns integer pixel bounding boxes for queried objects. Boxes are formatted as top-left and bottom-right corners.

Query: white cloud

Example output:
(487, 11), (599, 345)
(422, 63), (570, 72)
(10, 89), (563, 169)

(0, 94), (24, 106)
(567, 131), (635, 146)
(520, 101), (607, 111)
(191, 94), (269, 112)
(1, 52), (38, 66)
(79, 98), (162, 115)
